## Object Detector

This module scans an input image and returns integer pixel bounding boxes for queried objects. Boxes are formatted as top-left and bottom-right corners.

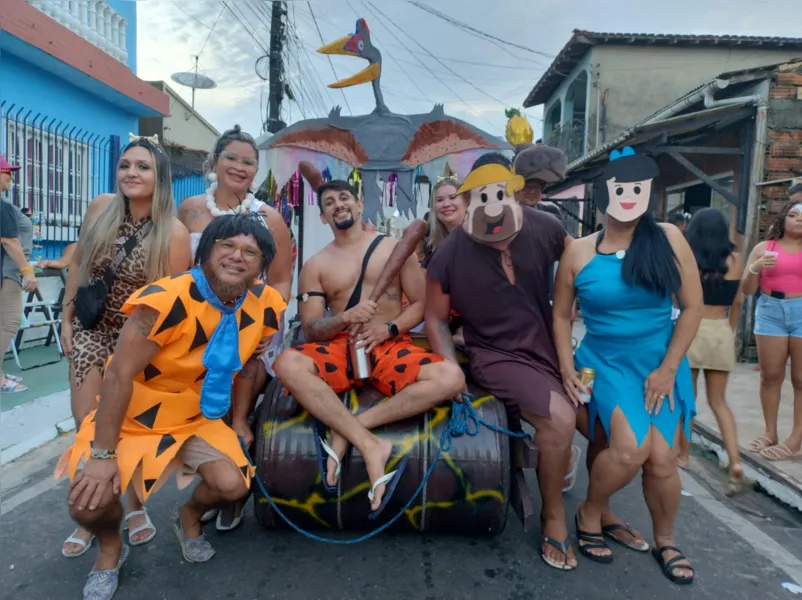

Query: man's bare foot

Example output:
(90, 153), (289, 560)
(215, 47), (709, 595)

(541, 517), (577, 569)
(361, 437), (393, 512)
(326, 431), (351, 488)
(179, 504), (204, 540)
(63, 526), (94, 557)
(600, 511), (648, 551)
(92, 535), (123, 571)
(576, 505), (613, 561)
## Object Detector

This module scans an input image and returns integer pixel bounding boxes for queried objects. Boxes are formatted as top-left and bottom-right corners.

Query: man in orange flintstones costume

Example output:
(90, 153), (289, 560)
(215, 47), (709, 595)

(55, 214), (286, 600)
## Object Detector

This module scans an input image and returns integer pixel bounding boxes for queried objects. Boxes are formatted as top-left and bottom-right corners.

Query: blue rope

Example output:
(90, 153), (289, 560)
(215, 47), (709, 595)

(240, 392), (530, 545)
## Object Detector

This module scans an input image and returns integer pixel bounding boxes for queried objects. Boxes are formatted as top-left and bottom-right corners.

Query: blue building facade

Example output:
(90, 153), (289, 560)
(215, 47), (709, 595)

(0, 0), (168, 259)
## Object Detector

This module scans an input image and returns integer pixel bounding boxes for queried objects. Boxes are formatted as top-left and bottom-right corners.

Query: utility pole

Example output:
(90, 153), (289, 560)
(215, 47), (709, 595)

(267, 1), (287, 133)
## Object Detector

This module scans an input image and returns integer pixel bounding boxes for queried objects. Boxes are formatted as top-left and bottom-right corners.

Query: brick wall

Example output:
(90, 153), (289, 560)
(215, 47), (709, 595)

(758, 66), (802, 238)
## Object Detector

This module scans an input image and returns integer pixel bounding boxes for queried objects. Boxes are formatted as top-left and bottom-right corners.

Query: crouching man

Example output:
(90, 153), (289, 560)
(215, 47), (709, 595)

(273, 180), (464, 515)
(55, 214), (286, 600)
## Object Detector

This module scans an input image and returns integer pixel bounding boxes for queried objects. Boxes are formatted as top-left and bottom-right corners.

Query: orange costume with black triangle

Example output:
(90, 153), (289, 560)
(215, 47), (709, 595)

(54, 271), (287, 502)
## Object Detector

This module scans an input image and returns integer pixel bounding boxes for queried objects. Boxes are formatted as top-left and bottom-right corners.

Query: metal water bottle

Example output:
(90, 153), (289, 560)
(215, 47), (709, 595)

(349, 339), (373, 380)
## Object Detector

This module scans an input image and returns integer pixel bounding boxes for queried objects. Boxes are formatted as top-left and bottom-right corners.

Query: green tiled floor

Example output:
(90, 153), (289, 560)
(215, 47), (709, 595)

(2, 345), (69, 412)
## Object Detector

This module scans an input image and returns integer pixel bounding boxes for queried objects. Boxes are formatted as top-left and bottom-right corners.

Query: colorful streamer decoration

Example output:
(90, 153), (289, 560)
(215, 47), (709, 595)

(388, 172), (398, 207)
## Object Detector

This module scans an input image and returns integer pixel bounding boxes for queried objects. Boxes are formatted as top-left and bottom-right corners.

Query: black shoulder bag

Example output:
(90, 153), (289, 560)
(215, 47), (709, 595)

(74, 221), (153, 330)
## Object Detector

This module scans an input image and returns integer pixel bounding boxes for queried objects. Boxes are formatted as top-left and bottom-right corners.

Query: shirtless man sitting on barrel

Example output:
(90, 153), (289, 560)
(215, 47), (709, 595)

(272, 179), (465, 514)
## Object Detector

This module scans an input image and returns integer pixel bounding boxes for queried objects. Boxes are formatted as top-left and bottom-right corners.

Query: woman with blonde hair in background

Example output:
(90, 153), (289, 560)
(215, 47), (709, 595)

(421, 177), (465, 267)
(60, 134), (191, 557)
(741, 180), (802, 462)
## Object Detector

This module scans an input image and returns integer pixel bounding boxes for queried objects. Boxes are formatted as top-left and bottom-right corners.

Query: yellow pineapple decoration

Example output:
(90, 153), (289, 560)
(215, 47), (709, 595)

(504, 108), (533, 147)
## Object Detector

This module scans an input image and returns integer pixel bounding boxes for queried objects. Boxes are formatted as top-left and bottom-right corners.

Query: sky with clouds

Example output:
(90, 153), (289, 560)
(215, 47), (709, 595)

(136, 0), (801, 143)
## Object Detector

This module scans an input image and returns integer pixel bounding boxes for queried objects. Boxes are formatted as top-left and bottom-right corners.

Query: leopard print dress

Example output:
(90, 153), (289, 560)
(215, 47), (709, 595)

(70, 213), (151, 389)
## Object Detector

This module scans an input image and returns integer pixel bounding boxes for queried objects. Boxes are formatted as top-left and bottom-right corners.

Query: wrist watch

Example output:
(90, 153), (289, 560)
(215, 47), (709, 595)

(387, 322), (399, 337)
(90, 448), (118, 460)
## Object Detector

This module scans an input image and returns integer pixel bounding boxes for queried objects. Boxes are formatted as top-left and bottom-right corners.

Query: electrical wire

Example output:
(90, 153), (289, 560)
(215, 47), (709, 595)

(307, 1), (352, 115)
(198, 5), (225, 56)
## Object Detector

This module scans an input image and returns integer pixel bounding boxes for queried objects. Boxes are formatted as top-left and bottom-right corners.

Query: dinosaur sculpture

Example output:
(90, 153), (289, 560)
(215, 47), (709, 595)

(261, 18), (512, 221)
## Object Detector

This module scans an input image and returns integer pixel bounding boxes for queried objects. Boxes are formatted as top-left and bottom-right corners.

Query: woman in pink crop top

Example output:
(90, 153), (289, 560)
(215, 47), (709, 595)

(742, 184), (802, 462)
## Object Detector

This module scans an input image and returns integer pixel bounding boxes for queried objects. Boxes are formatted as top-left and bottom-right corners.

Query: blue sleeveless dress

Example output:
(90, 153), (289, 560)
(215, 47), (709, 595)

(574, 250), (695, 449)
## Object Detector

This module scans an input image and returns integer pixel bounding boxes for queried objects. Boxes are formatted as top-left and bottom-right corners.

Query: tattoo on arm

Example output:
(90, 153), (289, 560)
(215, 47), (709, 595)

(305, 314), (347, 342)
(384, 290), (401, 301)
(129, 306), (158, 338)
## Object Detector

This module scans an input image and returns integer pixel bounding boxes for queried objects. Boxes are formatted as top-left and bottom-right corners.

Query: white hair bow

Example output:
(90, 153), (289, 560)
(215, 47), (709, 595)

(128, 133), (160, 145)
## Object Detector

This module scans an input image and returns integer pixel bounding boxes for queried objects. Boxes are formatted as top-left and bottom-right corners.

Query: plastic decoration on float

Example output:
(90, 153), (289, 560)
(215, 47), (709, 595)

(256, 17), (513, 224)
(504, 108), (534, 148)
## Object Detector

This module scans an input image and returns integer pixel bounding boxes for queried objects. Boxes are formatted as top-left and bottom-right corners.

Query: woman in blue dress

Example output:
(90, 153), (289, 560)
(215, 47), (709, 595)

(553, 147), (702, 585)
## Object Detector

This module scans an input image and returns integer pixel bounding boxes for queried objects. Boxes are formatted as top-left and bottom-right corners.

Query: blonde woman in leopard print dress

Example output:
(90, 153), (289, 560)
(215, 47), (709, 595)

(59, 136), (191, 558)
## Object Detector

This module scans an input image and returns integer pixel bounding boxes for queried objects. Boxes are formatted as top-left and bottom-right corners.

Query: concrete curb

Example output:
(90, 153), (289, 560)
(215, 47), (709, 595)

(692, 421), (802, 512)
(0, 390), (73, 467)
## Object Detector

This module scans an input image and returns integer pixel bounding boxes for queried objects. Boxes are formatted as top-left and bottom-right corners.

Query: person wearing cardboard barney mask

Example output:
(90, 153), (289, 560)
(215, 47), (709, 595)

(426, 153), (581, 571)
(552, 147), (703, 584)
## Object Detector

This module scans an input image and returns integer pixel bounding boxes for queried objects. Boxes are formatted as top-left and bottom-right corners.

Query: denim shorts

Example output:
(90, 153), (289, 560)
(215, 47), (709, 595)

(754, 294), (802, 338)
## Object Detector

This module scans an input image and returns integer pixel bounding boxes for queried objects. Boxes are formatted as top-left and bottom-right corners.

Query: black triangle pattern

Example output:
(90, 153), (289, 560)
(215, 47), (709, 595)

(144, 479), (157, 492)
(264, 307), (278, 329)
(240, 465), (250, 478)
(155, 297), (188, 335)
(143, 363), (162, 381)
(188, 281), (205, 303)
(239, 311), (256, 331)
(133, 403), (161, 429)
(189, 317), (209, 352)
(195, 369), (207, 382)
(249, 282), (266, 298)
(155, 434), (177, 458)
(137, 284), (166, 298)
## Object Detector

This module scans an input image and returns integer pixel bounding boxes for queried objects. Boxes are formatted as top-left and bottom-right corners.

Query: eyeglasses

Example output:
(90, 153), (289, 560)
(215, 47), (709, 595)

(214, 239), (262, 261)
(220, 152), (258, 169)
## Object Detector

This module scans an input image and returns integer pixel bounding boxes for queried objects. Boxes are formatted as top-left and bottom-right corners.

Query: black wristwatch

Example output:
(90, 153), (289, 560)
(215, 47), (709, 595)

(387, 322), (399, 337)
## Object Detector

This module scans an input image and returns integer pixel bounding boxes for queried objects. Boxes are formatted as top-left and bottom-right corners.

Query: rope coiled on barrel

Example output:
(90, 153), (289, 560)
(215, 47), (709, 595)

(241, 392), (531, 545)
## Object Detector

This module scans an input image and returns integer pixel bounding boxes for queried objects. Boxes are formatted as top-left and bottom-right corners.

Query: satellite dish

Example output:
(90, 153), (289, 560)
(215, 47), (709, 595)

(171, 56), (217, 113)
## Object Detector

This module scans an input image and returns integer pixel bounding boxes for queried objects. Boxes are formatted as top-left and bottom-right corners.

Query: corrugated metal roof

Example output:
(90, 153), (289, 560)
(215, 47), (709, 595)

(523, 30), (802, 108)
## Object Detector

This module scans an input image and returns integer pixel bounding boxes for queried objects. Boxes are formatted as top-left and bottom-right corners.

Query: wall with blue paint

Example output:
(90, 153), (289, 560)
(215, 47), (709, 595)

(172, 174), (206, 207)
(107, 0), (137, 74)
(0, 51), (137, 149)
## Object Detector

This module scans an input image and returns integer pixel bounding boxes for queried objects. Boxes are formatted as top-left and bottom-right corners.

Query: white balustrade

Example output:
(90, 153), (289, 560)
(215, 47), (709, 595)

(27, 0), (129, 65)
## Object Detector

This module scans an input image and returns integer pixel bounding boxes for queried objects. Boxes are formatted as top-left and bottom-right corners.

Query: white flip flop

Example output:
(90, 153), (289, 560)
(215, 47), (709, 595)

(216, 504), (244, 532)
(201, 508), (220, 523)
(123, 509), (157, 546)
(62, 529), (95, 558)
(562, 445), (581, 493)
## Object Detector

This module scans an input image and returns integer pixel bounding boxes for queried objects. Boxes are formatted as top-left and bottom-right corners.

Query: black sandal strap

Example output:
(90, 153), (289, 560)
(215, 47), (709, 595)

(542, 536), (569, 557)
(664, 555), (694, 573)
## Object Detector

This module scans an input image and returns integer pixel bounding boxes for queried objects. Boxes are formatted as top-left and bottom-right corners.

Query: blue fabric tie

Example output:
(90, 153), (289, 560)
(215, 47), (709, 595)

(190, 266), (247, 420)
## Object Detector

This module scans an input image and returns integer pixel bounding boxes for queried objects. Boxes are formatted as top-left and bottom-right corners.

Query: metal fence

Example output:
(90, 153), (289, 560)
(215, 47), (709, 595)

(172, 174), (206, 207)
(1, 102), (118, 257)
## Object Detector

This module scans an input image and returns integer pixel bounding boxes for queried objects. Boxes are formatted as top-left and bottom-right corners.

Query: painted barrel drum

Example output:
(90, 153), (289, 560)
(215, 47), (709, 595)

(253, 375), (512, 536)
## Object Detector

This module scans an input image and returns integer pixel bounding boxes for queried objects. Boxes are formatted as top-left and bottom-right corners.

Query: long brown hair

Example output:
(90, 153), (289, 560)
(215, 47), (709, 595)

(426, 178), (462, 251)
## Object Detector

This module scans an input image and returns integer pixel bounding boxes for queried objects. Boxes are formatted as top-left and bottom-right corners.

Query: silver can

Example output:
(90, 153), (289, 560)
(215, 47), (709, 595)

(349, 339), (373, 380)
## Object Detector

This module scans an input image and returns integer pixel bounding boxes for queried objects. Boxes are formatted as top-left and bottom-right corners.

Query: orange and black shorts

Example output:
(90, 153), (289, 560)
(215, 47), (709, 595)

(293, 333), (443, 397)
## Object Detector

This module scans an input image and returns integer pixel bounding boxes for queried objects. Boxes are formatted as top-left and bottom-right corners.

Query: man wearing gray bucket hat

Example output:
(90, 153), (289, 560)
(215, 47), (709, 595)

(513, 143), (568, 208)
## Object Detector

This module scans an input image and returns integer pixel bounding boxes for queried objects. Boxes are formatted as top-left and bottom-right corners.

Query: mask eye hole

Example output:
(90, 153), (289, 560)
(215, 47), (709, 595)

(634, 186), (641, 194)
(615, 187), (624, 196)
(480, 193), (488, 203)
(496, 190), (504, 201)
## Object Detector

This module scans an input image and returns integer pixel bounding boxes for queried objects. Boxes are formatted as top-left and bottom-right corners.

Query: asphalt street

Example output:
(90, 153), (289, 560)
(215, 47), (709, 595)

(2, 434), (801, 600)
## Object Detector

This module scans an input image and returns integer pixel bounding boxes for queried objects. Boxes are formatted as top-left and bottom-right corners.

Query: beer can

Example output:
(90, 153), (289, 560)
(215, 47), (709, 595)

(578, 368), (595, 404)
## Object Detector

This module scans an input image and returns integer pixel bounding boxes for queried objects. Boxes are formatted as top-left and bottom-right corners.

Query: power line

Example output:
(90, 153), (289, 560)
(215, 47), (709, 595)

(306, 1), (352, 115)
(198, 5), (225, 56)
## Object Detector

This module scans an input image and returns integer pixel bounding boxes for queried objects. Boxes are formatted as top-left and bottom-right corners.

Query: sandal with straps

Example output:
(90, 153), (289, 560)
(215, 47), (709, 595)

(540, 536), (576, 571)
(652, 545), (694, 585)
(748, 435), (775, 453)
(575, 515), (613, 564)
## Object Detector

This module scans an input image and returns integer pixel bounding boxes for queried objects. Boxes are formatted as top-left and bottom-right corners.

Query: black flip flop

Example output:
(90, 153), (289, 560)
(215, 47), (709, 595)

(575, 515), (613, 564)
(652, 545), (694, 585)
(368, 455), (410, 520)
(540, 536), (576, 571)
(312, 420), (340, 494)
(602, 523), (650, 552)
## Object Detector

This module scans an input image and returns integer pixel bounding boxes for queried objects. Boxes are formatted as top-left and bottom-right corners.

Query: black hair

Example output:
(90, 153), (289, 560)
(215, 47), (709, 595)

(194, 213), (276, 274)
(209, 125), (258, 169)
(788, 182), (802, 197)
(595, 151), (680, 297)
(668, 212), (690, 226)
(685, 208), (734, 282)
(316, 179), (358, 212)
(471, 152), (512, 170)
(767, 199), (802, 241)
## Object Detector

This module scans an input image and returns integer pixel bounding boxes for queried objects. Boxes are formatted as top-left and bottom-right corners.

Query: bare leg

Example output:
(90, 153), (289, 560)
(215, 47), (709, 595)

(703, 370), (744, 488)
(677, 369), (699, 469)
(576, 409), (646, 548)
(123, 492), (154, 543)
(642, 423), (693, 581)
(68, 484), (124, 572)
(180, 459), (250, 539)
(63, 367), (104, 556)
(326, 361), (464, 476)
(273, 350), (394, 510)
(525, 391), (578, 569)
(577, 408), (651, 559)
(781, 337), (802, 453)
(753, 334), (788, 449)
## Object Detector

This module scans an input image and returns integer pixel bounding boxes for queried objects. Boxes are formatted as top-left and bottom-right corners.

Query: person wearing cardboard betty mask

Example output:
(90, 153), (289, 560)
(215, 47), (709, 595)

(741, 179), (802, 462)
(553, 147), (702, 584)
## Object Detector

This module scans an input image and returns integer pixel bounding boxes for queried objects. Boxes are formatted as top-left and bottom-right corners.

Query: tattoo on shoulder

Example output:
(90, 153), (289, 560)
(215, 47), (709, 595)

(129, 306), (158, 338)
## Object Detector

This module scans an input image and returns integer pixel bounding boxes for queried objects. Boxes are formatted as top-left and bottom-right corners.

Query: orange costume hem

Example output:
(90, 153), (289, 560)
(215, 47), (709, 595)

(53, 271), (287, 501)
(293, 332), (443, 397)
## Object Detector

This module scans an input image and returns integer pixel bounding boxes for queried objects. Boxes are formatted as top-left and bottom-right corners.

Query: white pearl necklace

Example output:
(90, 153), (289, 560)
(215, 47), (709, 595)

(205, 173), (257, 217)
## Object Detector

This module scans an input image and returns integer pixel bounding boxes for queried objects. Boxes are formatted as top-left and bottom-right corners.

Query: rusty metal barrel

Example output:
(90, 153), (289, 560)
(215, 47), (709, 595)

(252, 377), (512, 536)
